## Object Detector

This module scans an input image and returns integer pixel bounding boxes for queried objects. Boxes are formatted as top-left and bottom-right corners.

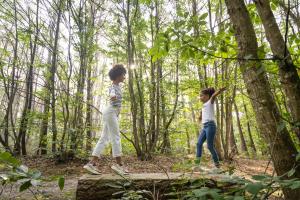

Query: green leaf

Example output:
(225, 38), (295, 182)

(112, 191), (125, 196)
(0, 174), (8, 181)
(18, 165), (29, 173)
(31, 171), (42, 179)
(192, 188), (221, 199)
(290, 181), (300, 190)
(257, 45), (266, 59)
(296, 153), (300, 161)
(245, 183), (264, 195)
(234, 196), (244, 200)
(252, 174), (268, 181)
(199, 21), (206, 26)
(288, 168), (296, 177)
(199, 13), (208, 20)
(31, 179), (41, 187)
(124, 182), (131, 187)
(58, 176), (65, 191)
(105, 183), (123, 189)
(19, 180), (32, 192)
(0, 152), (21, 167)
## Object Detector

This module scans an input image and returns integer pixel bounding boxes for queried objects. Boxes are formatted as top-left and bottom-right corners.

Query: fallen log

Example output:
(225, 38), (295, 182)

(76, 172), (239, 200)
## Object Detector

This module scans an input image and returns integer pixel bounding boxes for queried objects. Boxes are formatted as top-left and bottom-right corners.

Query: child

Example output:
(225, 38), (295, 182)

(196, 87), (226, 168)
(84, 64), (128, 175)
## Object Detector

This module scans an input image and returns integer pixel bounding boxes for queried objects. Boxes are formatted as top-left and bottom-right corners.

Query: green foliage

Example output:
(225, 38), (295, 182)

(0, 151), (21, 167)
(0, 151), (42, 193)
(58, 176), (65, 191)
(149, 32), (170, 62)
(0, 151), (65, 196)
(182, 169), (300, 199)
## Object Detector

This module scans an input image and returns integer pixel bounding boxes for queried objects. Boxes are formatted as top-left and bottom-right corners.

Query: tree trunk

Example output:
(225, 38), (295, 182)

(85, 4), (97, 153)
(8, 0), (19, 155)
(242, 97), (257, 156)
(220, 63), (226, 157)
(254, 0), (300, 142)
(152, 0), (161, 152)
(182, 97), (191, 154)
(50, 0), (63, 154)
(18, 0), (39, 155)
(233, 100), (249, 155)
(161, 52), (179, 153)
(86, 57), (93, 152)
(229, 121), (239, 157)
(123, 0), (142, 160)
(214, 62), (223, 160)
(149, 18), (156, 157)
(224, 0), (300, 198)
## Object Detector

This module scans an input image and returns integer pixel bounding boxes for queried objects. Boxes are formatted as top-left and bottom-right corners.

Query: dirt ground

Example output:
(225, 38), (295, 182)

(0, 155), (277, 200)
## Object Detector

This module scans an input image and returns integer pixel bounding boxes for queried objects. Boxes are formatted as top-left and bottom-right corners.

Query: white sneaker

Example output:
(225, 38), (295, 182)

(111, 164), (129, 175)
(210, 167), (223, 174)
(83, 163), (101, 175)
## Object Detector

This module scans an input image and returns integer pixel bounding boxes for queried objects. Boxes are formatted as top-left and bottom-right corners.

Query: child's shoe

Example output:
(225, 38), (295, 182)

(83, 163), (102, 175)
(111, 164), (129, 175)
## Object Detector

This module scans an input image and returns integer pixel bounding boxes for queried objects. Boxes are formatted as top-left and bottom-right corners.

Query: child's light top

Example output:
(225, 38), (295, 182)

(109, 84), (122, 107)
(202, 99), (215, 124)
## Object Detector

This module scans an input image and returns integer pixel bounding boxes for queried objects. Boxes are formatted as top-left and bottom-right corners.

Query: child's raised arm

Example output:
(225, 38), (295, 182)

(211, 87), (226, 104)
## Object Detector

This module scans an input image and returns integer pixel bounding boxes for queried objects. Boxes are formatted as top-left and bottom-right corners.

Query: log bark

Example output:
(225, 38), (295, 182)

(76, 173), (233, 200)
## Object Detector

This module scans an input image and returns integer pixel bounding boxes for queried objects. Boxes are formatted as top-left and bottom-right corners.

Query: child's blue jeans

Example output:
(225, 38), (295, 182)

(196, 121), (219, 165)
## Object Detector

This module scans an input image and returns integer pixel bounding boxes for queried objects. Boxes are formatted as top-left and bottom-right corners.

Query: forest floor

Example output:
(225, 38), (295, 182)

(0, 155), (279, 200)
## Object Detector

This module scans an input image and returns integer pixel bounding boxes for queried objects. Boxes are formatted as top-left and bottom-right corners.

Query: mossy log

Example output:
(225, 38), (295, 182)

(76, 172), (238, 200)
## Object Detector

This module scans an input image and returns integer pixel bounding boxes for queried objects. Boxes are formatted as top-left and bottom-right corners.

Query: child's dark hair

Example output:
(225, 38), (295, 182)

(201, 87), (215, 98)
(109, 64), (127, 80)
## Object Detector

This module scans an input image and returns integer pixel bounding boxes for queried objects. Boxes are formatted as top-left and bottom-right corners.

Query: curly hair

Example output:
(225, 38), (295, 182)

(108, 64), (127, 81)
(201, 87), (215, 98)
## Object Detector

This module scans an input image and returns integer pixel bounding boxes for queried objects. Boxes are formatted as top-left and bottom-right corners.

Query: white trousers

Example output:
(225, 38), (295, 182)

(92, 105), (122, 158)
